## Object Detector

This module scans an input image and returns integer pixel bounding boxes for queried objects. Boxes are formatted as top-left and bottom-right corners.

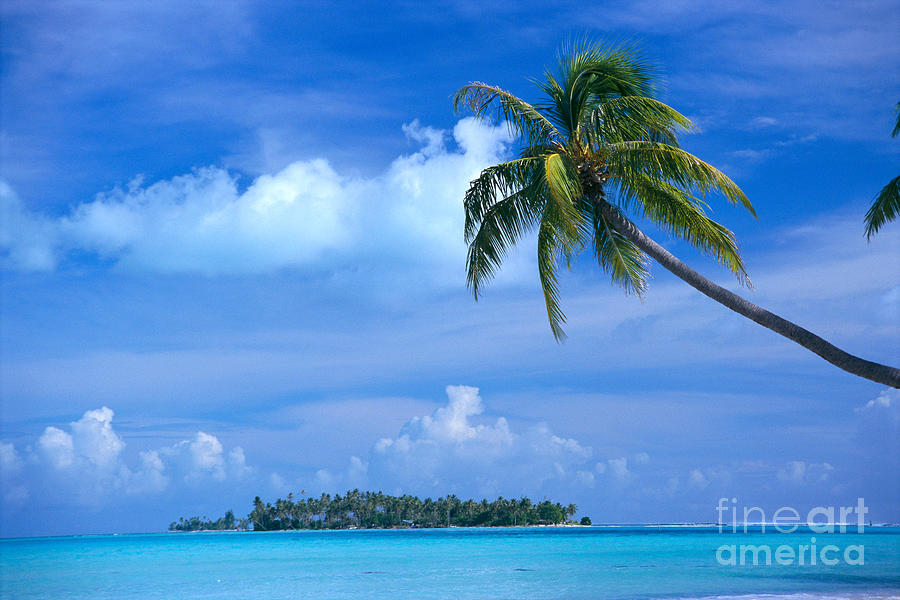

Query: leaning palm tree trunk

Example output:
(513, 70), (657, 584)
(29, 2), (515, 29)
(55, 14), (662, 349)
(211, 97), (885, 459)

(595, 199), (900, 388)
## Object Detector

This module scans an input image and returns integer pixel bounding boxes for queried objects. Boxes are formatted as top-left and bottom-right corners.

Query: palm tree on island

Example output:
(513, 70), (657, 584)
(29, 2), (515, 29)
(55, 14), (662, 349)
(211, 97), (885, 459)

(454, 40), (899, 387)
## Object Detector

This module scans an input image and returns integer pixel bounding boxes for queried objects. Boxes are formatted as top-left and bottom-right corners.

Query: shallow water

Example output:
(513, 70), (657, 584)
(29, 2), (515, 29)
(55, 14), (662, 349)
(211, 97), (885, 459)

(1, 526), (898, 599)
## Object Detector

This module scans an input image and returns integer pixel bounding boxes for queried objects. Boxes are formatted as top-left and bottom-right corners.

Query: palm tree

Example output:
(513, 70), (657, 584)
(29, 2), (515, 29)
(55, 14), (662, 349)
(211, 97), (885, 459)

(454, 41), (899, 388)
(864, 101), (899, 239)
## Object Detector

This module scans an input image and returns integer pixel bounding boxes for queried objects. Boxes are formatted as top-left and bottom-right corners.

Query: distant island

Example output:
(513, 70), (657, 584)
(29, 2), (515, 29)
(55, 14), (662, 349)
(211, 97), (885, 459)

(170, 490), (590, 531)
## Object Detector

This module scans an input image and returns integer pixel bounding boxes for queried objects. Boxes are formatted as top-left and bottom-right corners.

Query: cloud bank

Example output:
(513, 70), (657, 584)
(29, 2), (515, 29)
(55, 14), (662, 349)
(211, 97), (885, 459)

(3, 386), (897, 533)
(312, 385), (647, 499)
(0, 406), (250, 509)
(1, 119), (512, 281)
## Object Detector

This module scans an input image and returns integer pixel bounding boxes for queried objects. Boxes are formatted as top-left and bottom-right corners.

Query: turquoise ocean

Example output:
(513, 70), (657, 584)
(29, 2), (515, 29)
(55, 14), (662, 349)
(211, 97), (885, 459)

(2, 526), (898, 599)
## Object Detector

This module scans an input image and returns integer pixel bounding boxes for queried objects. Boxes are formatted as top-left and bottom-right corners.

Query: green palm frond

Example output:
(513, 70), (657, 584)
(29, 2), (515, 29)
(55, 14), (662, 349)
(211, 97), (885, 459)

(544, 152), (589, 266)
(534, 73), (569, 137)
(892, 101), (900, 138)
(537, 153), (588, 341)
(863, 102), (899, 239)
(607, 141), (756, 216)
(536, 40), (655, 141)
(463, 157), (540, 241)
(575, 42), (654, 100)
(615, 177), (748, 282)
(865, 174), (900, 240)
(558, 38), (654, 101)
(586, 198), (649, 294)
(519, 143), (559, 159)
(453, 83), (560, 144)
(544, 153), (582, 209)
(587, 96), (694, 146)
(537, 211), (571, 342)
(466, 183), (546, 298)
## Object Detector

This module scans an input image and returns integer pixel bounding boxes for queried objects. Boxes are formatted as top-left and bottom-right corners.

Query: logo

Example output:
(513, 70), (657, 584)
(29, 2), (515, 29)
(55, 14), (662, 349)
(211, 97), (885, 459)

(714, 497), (866, 566)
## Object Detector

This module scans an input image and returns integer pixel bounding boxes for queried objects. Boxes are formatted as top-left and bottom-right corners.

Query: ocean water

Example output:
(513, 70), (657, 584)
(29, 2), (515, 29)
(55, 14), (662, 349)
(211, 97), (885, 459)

(1, 526), (898, 599)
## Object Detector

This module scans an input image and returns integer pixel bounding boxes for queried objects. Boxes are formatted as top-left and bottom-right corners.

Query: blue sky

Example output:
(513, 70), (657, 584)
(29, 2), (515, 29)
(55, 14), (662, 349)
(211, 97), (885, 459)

(0, 1), (898, 537)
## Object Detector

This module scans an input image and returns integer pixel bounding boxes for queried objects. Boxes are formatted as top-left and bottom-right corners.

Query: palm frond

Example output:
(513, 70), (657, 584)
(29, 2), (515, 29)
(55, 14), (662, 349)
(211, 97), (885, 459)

(865, 174), (900, 239)
(544, 152), (588, 263)
(557, 38), (655, 99)
(892, 101), (900, 138)
(465, 183), (546, 298)
(534, 153), (589, 341)
(534, 72), (575, 140)
(453, 83), (560, 144)
(615, 177), (749, 282)
(607, 141), (756, 216)
(587, 96), (694, 146)
(519, 143), (559, 159)
(537, 213), (569, 342)
(544, 153), (582, 208)
(463, 157), (540, 241)
(586, 198), (650, 294)
(535, 40), (655, 141)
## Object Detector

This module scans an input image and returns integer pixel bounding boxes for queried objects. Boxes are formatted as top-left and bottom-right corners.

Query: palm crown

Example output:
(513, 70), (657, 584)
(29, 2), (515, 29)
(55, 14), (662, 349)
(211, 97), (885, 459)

(454, 41), (756, 340)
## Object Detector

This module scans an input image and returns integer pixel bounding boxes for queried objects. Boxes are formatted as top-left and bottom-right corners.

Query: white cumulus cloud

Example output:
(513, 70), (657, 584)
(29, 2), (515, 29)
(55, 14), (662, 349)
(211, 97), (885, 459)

(162, 431), (252, 483)
(313, 385), (640, 499)
(607, 457), (629, 480)
(189, 432), (226, 477)
(0, 442), (22, 474)
(688, 468), (709, 489)
(38, 426), (76, 470)
(0, 442), (27, 507)
(1, 119), (514, 285)
(2, 407), (251, 506)
(0, 182), (58, 271)
(776, 460), (834, 484)
(69, 407), (125, 469)
(856, 389), (898, 412)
